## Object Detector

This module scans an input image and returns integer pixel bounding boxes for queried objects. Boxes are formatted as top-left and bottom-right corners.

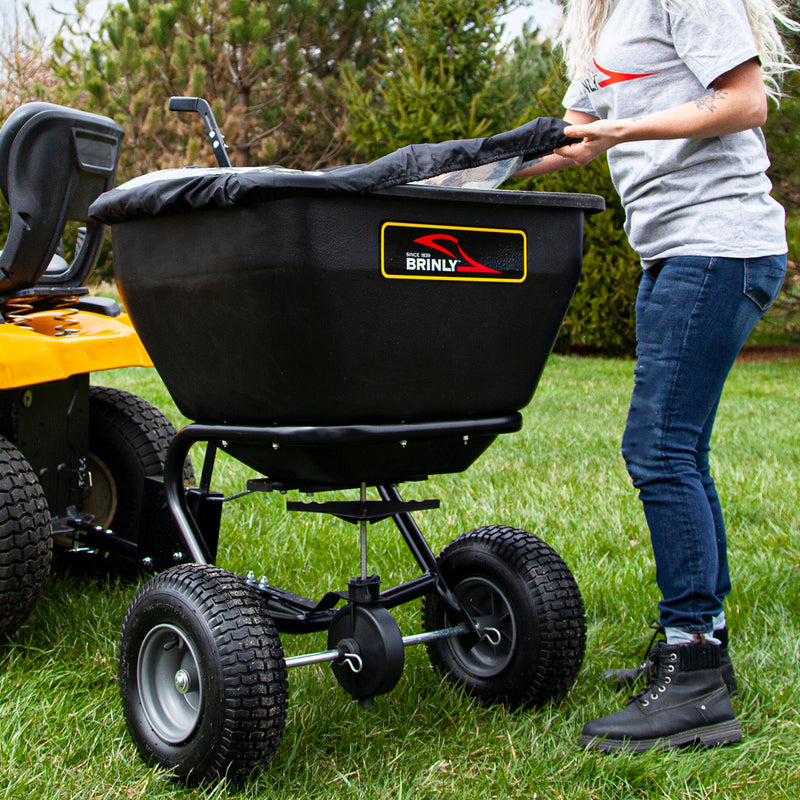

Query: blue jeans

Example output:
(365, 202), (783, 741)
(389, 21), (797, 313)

(621, 255), (787, 634)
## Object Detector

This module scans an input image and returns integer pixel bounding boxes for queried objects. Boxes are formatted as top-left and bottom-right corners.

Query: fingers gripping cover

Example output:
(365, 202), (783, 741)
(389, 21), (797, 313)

(89, 117), (573, 223)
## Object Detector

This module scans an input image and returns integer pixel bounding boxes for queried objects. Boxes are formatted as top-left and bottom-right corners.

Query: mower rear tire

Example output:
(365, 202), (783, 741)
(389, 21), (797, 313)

(85, 386), (194, 540)
(0, 435), (52, 639)
(422, 525), (585, 708)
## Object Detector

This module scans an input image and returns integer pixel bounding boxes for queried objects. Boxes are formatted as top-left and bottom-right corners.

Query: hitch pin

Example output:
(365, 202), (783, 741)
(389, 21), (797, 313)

(482, 627), (502, 646)
(341, 652), (363, 674)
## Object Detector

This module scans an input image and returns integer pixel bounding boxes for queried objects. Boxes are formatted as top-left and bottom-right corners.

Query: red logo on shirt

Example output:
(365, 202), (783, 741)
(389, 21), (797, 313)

(594, 59), (656, 87)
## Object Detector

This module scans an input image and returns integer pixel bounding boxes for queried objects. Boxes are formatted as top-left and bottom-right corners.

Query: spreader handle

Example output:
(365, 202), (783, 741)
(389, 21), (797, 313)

(167, 97), (200, 112)
(168, 96), (232, 167)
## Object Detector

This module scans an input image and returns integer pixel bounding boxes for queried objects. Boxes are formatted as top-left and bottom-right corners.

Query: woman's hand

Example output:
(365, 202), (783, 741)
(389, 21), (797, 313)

(514, 109), (600, 176)
(556, 119), (624, 165)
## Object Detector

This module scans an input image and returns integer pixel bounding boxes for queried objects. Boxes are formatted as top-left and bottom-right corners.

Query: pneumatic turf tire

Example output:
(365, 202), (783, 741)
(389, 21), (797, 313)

(422, 526), (585, 708)
(85, 386), (194, 540)
(0, 435), (52, 639)
(119, 564), (287, 784)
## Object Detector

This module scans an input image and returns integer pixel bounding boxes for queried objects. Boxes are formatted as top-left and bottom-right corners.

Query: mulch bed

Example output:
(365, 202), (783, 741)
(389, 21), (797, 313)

(736, 343), (800, 362)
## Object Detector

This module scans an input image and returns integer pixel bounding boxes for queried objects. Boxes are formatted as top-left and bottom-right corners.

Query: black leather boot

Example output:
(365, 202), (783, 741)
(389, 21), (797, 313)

(604, 626), (738, 695)
(582, 640), (742, 753)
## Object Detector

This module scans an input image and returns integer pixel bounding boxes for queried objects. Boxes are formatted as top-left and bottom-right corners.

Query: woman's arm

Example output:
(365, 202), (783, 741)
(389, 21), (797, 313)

(514, 109), (600, 176)
(556, 57), (767, 166)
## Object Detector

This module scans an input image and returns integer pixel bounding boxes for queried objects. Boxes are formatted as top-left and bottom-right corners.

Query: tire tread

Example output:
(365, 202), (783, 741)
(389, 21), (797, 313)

(119, 564), (287, 783)
(423, 525), (585, 707)
(0, 436), (52, 638)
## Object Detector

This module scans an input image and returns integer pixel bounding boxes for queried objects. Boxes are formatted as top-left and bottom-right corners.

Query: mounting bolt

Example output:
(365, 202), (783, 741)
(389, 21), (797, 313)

(141, 557), (153, 569)
(172, 551), (184, 563)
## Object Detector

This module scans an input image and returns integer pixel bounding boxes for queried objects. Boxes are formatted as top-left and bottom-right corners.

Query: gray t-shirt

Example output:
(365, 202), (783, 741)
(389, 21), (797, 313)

(563, 0), (787, 265)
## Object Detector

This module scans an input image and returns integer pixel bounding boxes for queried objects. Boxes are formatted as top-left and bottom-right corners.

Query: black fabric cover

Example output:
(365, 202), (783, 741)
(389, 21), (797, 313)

(90, 117), (573, 223)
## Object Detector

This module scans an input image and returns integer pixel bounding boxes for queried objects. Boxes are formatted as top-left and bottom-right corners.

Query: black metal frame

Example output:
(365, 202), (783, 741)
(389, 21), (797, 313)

(161, 416), (522, 637)
(0, 375), (89, 525)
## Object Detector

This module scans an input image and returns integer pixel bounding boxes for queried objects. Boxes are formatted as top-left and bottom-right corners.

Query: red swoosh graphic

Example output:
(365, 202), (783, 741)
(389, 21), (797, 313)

(413, 234), (501, 274)
(594, 59), (656, 88)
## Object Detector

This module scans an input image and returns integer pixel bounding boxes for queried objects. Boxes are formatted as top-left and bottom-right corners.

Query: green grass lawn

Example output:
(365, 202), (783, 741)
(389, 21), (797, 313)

(1, 356), (798, 799)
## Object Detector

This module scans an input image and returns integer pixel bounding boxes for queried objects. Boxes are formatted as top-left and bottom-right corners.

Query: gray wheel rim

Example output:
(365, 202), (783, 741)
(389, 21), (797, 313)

(137, 623), (204, 744)
(84, 451), (117, 529)
(448, 576), (517, 677)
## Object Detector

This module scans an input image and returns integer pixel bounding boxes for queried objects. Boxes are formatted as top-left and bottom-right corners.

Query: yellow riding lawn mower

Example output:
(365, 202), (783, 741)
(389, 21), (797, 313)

(0, 102), (217, 640)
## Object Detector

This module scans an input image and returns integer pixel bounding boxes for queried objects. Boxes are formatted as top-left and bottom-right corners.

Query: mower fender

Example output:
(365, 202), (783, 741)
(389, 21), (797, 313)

(0, 311), (152, 390)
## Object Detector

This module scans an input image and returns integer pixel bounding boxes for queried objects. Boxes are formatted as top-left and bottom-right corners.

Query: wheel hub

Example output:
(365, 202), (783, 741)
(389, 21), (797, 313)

(137, 623), (204, 744)
(449, 576), (518, 677)
(327, 604), (405, 706)
(174, 668), (192, 694)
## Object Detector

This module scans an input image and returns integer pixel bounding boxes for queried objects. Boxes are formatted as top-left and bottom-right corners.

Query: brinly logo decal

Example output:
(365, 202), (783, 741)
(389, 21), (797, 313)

(381, 222), (527, 282)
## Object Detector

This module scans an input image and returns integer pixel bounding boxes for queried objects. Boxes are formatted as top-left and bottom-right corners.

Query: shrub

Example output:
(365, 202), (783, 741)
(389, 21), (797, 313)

(509, 80), (640, 357)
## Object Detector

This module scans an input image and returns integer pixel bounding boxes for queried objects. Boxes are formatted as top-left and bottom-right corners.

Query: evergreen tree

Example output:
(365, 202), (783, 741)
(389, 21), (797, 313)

(341, 0), (521, 157)
(50, 0), (394, 176)
(762, 28), (800, 339)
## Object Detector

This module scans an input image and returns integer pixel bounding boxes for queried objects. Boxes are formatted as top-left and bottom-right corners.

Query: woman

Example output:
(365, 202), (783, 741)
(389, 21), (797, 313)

(516, 0), (796, 752)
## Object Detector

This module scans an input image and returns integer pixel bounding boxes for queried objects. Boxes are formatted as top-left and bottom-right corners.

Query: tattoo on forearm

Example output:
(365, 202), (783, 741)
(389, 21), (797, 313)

(695, 90), (728, 113)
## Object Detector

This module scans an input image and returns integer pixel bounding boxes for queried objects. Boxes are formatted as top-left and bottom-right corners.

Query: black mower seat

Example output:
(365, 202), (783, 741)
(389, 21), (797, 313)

(0, 102), (123, 298)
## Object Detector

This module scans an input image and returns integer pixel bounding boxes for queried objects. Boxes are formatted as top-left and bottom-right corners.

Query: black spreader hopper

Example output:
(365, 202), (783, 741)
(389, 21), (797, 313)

(91, 120), (603, 486)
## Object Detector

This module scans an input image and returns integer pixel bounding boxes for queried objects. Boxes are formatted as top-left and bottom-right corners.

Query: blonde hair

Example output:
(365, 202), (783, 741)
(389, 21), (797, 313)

(558, 0), (799, 99)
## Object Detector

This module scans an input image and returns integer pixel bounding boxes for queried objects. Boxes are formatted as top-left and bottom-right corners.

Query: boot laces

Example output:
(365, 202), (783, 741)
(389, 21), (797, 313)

(641, 621), (665, 660)
(632, 621), (665, 675)
(630, 642), (678, 707)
